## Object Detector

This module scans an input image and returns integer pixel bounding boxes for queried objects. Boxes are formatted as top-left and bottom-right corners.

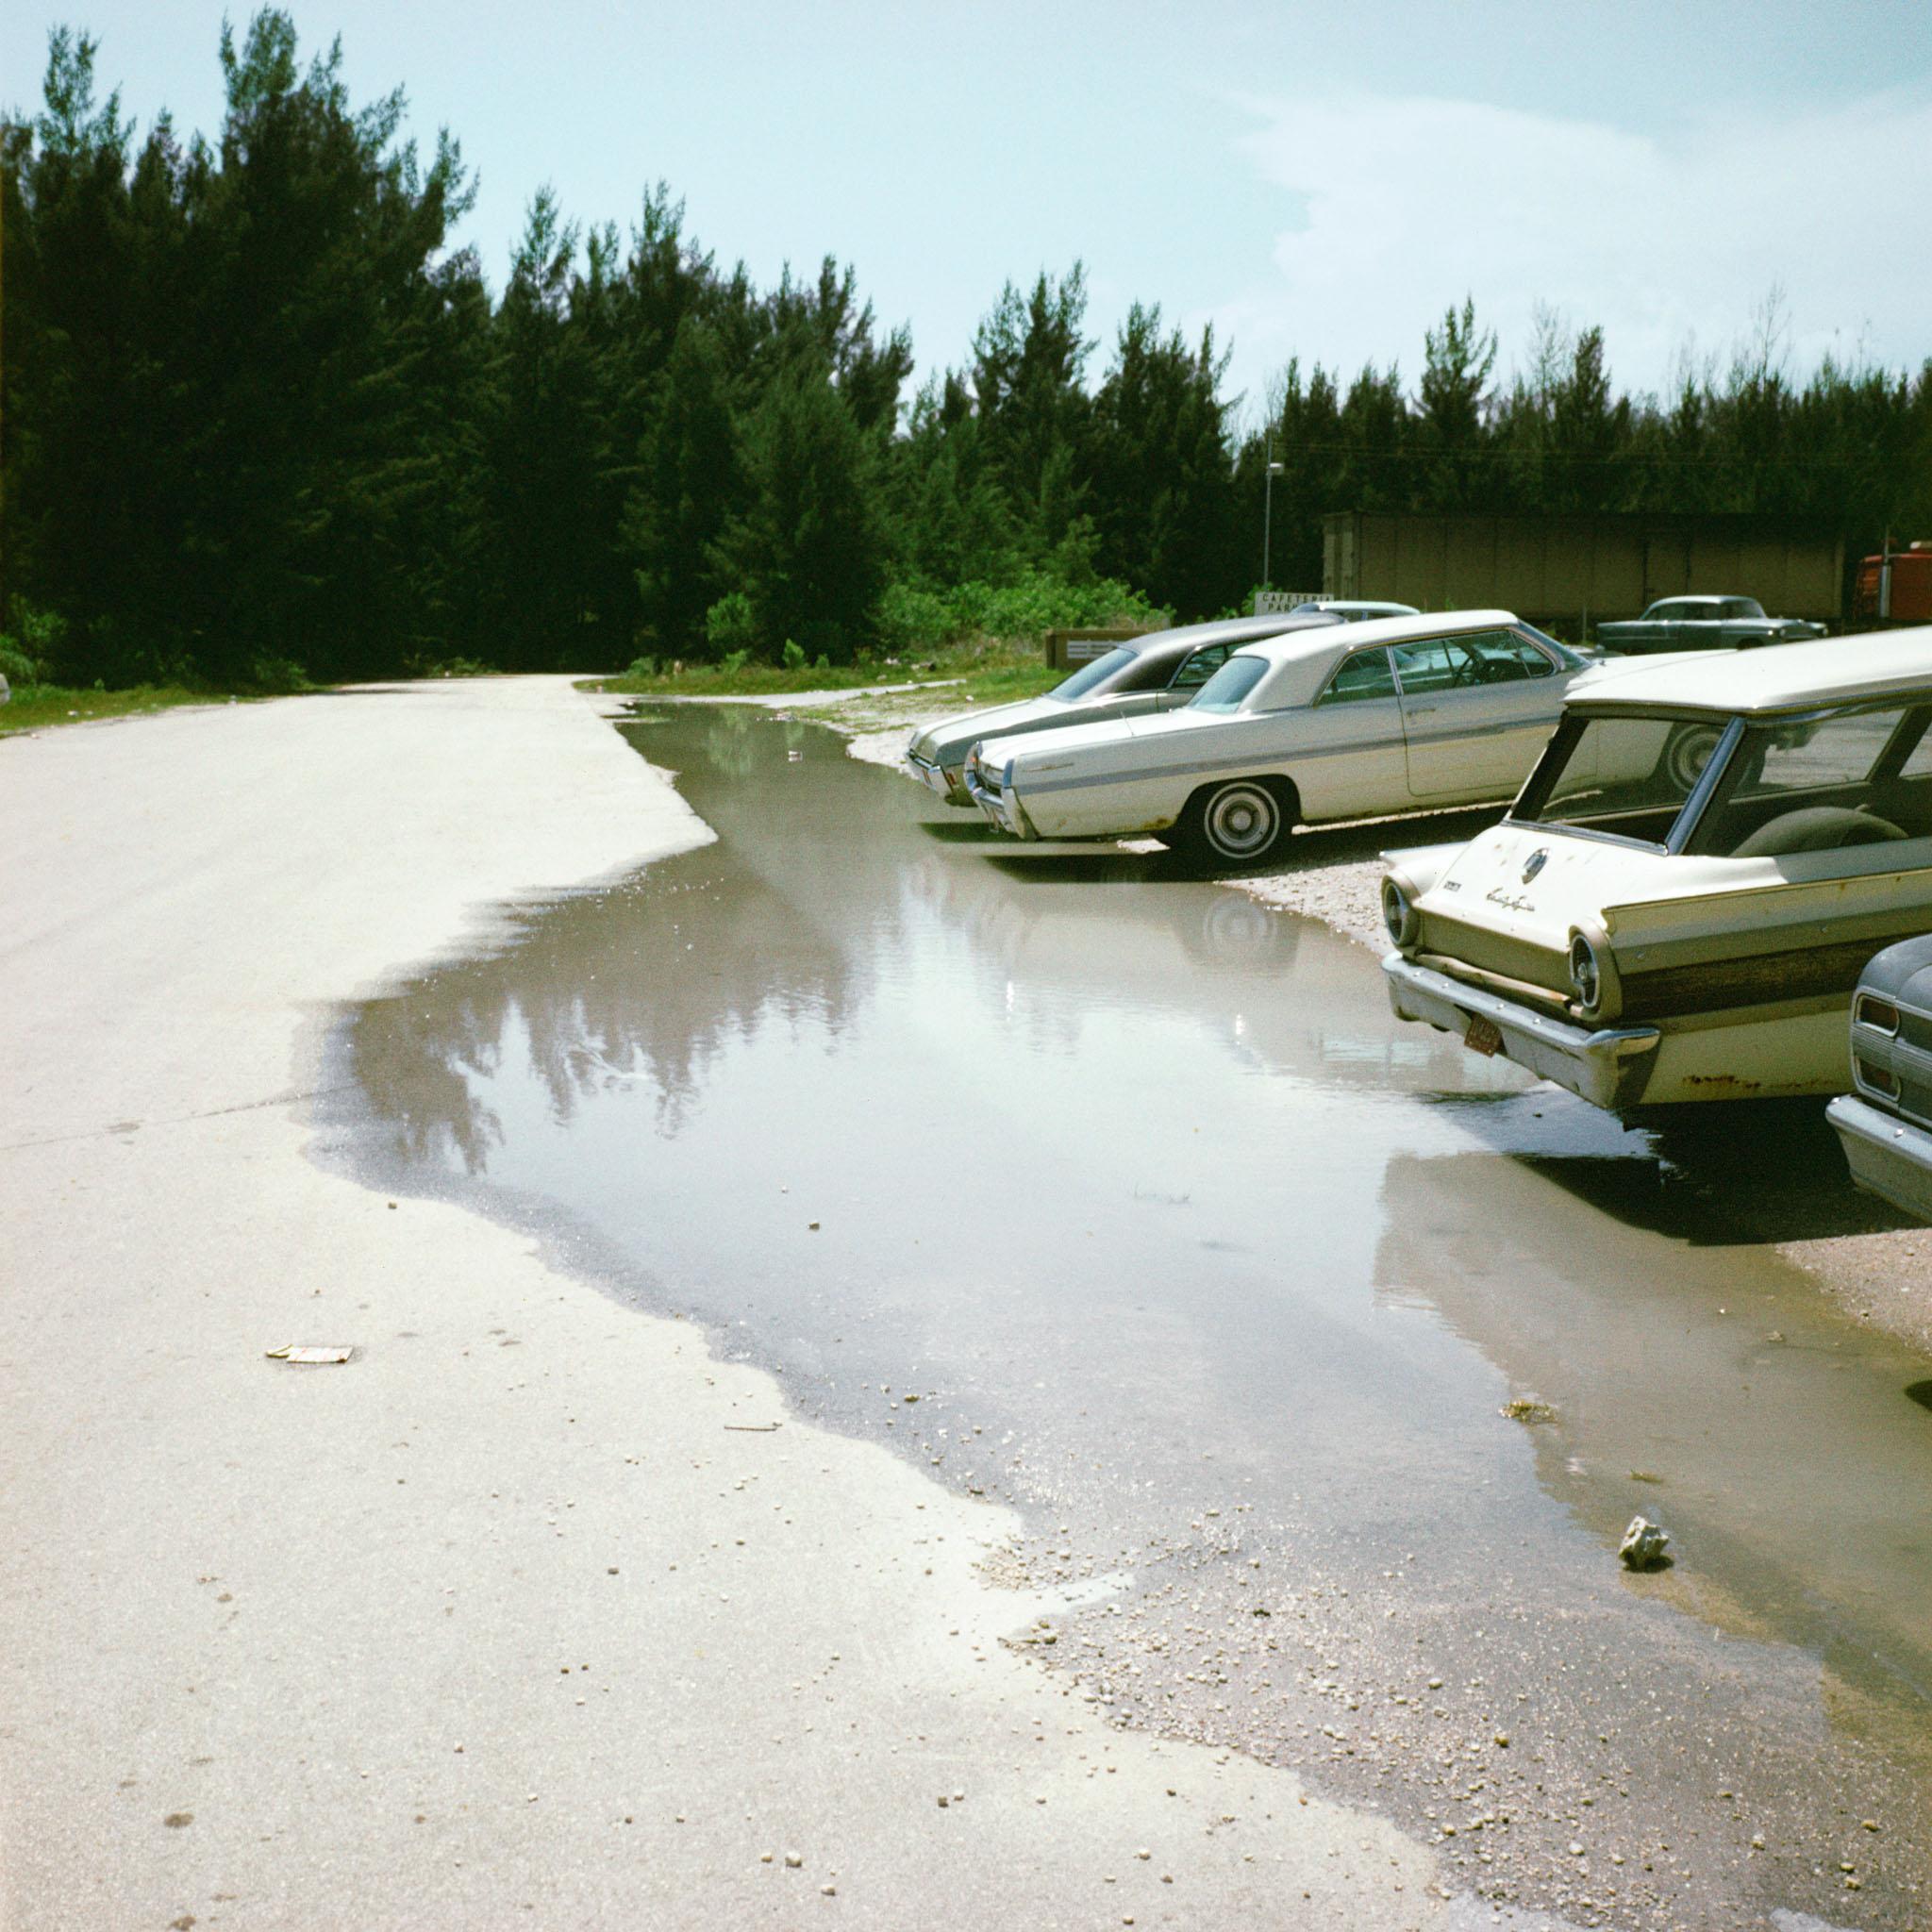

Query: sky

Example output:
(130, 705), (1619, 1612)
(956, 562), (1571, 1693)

(7, 0), (1931, 423)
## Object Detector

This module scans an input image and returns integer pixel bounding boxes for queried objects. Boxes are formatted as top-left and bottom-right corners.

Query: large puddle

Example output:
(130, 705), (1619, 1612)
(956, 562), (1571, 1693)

(321, 706), (1932, 1929)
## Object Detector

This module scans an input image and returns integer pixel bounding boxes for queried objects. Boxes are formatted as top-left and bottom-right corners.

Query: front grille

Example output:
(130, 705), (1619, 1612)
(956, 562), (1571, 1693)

(1895, 1074), (1932, 1128)
(1896, 1006), (1932, 1056)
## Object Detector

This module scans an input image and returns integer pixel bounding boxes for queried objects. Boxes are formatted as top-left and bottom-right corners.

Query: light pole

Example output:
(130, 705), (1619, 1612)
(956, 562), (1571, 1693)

(1262, 435), (1286, 594)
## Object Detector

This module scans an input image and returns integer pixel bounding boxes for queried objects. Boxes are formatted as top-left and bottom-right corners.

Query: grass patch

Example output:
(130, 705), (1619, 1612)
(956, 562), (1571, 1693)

(0, 684), (241, 736)
(584, 634), (1070, 709)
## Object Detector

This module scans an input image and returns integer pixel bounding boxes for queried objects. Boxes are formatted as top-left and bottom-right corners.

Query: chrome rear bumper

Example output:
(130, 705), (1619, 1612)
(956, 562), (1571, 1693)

(1384, 954), (1662, 1110)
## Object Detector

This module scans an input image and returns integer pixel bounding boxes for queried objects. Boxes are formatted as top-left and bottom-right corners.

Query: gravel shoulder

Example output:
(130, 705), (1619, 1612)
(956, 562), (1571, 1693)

(825, 689), (1932, 1359)
(2, 675), (1457, 1930)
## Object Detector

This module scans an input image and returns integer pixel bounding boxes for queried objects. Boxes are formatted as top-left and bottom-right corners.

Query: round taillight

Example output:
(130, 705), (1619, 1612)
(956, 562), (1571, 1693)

(1569, 933), (1603, 1014)
(1382, 876), (1418, 948)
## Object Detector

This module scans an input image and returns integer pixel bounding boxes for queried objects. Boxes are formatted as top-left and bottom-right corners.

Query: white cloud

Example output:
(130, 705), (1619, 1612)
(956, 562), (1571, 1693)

(1209, 88), (1932, 411)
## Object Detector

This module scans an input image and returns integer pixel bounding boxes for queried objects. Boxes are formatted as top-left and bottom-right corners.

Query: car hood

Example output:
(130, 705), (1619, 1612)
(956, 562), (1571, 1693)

(1569, 647), (1732, 692)
(911, 696), (1078, 763)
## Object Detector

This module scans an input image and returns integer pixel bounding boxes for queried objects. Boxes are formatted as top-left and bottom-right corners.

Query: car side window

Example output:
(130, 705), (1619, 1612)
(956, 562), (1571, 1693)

(1170, 643), (1231, 690)
(1316, 648), (1397, 704)
(1464, 630), (1556, 681)
(1390, 641), (1462, 695)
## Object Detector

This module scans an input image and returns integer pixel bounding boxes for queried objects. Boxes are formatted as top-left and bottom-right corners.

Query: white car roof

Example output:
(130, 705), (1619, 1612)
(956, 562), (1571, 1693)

(1230, 609), (1530, 711)
(1569, 626), (1932, 717)
(1235, 607), (1523, 670)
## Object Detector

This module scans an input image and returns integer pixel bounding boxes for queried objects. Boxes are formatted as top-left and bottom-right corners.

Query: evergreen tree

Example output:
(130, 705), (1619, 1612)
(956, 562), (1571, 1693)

(718, 358), (888, 661)
(624, 313), (743, 658)
(1418, 295), (1497, 509)
(1091, 304), (1235, 616)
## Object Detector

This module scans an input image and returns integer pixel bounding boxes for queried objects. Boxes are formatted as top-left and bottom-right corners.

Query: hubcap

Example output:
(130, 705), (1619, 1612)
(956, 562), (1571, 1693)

(1668, 727), (1719, 790)
(1206, 786), (1278, 858)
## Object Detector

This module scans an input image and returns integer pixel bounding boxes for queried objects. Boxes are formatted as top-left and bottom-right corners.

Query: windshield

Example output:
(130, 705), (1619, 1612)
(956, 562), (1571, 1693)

(1512, 711), (1724, 846)
(1191, 654), (1270, 713)
(1517, 622), (1585, 669)
(1047, 646), (1137, 702)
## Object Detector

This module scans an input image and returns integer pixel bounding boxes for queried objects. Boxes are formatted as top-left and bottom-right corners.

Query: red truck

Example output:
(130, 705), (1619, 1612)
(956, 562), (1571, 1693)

(1855, 542), (1932, 624)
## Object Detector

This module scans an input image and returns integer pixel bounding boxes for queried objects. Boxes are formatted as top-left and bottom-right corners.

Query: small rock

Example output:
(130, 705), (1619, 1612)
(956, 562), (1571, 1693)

(1619, 1516), (1671, 1570)
(821, 1883), (837, 1895)
(1493, 1733), (1509, 1748)
(1569, 1841), (1585, 1857)
(785, 1853), (804, 1869)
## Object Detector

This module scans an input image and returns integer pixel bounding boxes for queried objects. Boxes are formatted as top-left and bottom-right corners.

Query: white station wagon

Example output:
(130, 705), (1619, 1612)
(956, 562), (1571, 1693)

(963, 609), (1588, 865)
(1383, 628), (1932, 1108)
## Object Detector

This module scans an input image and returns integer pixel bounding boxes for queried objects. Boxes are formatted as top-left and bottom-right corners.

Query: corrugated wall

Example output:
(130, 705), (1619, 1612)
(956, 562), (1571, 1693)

(1324, 513), (1843, 625)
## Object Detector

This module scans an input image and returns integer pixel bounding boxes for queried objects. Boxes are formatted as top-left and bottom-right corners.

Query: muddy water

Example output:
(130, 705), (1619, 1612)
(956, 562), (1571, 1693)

(323, 706), (1932, 1930)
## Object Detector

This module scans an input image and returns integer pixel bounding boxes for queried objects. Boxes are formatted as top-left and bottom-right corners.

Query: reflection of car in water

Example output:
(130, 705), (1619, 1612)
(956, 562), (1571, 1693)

(900, 844), (1518, 1094)
(965, 610), (1588, 867)
(1829, 935), (1932, 1221)
(903, 612), (1339, 807)
(1595, 595), (1827, 654)
(1384, 630), (1932, 1108)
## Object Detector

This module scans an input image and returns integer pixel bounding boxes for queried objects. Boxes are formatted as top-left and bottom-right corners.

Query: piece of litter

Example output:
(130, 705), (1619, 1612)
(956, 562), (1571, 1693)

(1500, 1397), (1557, 1424)
(724, 1424), (782, 1433)
(1619, 1515), (1671, 1570)
(264, 1344), (355, 1365)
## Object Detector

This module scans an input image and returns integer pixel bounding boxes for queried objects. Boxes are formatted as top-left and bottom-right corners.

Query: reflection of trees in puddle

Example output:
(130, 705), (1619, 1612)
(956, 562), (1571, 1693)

(347, 858), (864, 1172)
(1374, 1144), (1932, 1719)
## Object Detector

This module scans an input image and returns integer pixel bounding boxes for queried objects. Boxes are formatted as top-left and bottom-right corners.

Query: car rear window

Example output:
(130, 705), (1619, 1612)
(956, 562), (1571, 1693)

(1191, 655), (1270, 713)
(1048, 646), (1137, 701)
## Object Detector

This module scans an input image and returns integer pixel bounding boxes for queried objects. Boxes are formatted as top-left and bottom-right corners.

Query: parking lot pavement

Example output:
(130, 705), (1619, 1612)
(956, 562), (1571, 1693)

(0, 677), (1453, 1930)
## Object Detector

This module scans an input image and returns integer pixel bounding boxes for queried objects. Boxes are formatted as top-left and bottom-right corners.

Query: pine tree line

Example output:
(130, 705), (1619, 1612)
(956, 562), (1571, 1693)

(4, 15), (1929, 691)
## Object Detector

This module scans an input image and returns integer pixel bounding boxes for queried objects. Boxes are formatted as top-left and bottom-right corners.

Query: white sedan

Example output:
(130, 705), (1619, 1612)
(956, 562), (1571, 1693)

(963, 610), (1588, 865)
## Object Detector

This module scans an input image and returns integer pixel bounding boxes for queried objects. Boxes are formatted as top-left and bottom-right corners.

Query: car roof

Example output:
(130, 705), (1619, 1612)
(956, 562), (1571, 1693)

(1570, 626), (1932, 716)
(1232, 607), (1524, 670)
(1125, 612), (1338, 664)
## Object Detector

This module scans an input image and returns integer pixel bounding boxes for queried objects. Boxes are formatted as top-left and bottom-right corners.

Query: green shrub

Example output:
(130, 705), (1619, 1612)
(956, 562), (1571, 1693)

(780, 639), (807, 671)
(627, 654), (658, 679)
(721, 647), (752, 675)
(876, 569), (1163, 655)
(248, 654), (309, 693)
(704, 591), (760, 659)
(0, 640), (41, 687)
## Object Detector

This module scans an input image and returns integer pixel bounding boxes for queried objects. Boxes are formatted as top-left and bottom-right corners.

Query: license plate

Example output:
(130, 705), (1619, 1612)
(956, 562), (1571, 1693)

(1464, 1013), (1505, 1057)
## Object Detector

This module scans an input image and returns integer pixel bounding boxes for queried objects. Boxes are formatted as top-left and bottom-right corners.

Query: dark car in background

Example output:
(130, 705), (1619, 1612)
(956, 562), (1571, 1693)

(1828, 936), (1932, 1223)
(1595, 595), (1827, 654)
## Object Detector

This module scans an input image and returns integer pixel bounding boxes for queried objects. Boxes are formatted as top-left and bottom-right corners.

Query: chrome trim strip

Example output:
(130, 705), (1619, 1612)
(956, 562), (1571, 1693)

(1665, 715), (1748, 855)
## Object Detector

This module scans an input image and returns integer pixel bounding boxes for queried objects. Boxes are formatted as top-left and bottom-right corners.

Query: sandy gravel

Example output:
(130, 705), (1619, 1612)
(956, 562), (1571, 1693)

(1, 676), (1458, 1930)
